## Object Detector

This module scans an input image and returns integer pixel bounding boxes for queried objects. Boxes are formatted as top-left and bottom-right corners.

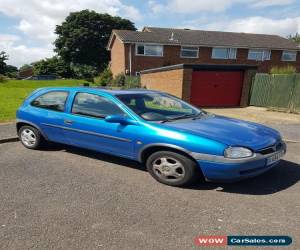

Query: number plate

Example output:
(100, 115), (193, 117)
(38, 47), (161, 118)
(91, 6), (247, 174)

(267, 151), (284, 165)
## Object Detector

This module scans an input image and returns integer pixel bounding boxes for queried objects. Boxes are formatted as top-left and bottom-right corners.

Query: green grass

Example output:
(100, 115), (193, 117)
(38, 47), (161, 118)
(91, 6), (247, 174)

(0, 79), (90, 122)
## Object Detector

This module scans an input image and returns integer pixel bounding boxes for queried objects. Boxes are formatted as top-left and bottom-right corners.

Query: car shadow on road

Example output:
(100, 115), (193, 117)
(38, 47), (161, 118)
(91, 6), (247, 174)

(43, 144), (299, 195)
(189, 160), (300, 195)
(46, 143), (146, 171)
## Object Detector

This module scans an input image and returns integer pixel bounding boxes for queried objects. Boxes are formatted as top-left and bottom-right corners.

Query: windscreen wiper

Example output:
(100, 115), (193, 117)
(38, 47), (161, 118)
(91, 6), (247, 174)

(192, 111), (206, 120)
(160, 113), (202, 123)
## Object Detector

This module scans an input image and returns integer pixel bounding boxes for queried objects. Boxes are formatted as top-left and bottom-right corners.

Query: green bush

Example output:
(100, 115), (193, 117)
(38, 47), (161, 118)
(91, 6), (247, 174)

(5, 71), (18, 79)
(110, 74), (140, 89)
(94, 70), (140, 88)
(94, 67), (113, 86)
(112, 73), (126, 86)
(71, 64), (98, 82)
(33, 56), (73, 79)
(124, 75), (140, 88)
(270, 65), (296, 74)
(0, 74), (7, 83)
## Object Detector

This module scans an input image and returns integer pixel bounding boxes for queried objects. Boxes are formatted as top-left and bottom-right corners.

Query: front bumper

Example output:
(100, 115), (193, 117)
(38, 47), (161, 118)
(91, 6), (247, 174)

(191, 142), (286, 182)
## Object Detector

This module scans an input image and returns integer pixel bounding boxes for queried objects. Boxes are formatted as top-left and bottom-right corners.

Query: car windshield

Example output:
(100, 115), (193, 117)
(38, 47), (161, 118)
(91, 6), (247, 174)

(116, 92), (202, 122)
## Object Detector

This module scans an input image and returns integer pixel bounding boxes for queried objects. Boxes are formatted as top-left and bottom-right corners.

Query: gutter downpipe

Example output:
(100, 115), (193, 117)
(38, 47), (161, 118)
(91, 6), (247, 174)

(129, 44), (132, 76)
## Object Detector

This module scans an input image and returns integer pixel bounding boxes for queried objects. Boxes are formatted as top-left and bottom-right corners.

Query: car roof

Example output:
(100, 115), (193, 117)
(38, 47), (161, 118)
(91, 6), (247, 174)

(38, 87), (162, 96)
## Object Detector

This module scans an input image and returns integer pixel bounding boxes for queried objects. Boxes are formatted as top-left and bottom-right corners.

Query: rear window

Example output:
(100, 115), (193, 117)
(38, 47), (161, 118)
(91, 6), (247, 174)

(31, 91), (68, 112)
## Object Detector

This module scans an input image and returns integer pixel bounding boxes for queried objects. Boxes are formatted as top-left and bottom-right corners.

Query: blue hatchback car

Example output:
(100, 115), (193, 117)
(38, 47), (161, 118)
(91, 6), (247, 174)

(16, 87), (286, 186)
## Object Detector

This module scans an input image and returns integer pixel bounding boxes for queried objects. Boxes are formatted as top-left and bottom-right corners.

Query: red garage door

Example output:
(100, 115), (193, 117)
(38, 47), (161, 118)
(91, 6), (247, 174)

(190, 71), (244, 107)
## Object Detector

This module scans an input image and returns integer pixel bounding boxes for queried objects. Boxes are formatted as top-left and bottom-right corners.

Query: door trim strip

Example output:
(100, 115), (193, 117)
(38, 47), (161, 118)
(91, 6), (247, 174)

(41, 123), (132, 143)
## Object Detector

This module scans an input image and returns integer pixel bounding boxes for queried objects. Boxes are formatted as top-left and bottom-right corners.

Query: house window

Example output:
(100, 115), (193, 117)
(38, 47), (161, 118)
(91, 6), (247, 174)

(282, 50), (297, 61)
(136, 44), (163, 56)
(248, 49), (271, 61)
(212, 48), (237, 59)
(180, 46), (199, 58)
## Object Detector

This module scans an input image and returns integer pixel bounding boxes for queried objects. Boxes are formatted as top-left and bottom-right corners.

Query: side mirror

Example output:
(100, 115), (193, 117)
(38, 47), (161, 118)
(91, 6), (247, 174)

(105, 115), (137, 125)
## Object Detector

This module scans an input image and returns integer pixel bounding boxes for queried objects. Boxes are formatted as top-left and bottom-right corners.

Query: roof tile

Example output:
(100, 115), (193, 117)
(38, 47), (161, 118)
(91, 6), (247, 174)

(112, 27), (299, 50)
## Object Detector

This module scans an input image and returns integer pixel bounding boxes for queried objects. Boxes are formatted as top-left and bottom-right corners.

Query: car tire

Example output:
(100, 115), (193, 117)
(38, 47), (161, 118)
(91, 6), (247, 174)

(18, 125), (44, 149)
(146, 151), (199, 187)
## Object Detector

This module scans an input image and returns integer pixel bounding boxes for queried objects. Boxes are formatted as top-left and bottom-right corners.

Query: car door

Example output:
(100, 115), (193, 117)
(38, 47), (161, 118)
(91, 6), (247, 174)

(61, 92), (137, 159)
(30, 90), (69, 143)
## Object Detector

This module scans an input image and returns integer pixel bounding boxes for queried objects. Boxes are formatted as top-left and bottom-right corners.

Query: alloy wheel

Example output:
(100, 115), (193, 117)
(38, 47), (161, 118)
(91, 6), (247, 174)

(21, 128), (36, 147)
(152, 156), (185, 181)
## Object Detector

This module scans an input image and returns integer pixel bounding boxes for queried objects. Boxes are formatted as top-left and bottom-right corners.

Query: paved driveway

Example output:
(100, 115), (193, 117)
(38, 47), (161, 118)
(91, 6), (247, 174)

(0, 141), (299, 249)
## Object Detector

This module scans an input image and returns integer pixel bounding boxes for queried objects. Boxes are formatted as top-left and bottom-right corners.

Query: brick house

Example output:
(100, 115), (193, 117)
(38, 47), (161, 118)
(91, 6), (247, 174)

(107, 27), (300, 107)
(18, 67), (34, 79)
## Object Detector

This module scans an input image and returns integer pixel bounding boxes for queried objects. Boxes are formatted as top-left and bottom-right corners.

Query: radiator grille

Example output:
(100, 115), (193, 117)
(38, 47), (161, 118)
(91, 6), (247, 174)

(257, 141), (283, 155)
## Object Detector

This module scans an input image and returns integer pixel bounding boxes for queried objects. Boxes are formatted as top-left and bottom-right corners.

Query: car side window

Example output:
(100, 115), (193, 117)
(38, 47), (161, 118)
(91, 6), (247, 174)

(72, 92), (125, 118)
(31, 91), (68, 112)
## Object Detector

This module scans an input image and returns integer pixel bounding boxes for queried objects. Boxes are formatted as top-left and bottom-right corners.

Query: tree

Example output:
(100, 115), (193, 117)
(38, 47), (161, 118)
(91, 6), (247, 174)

(0, 51), (17, 78)
(70, 63), (98, 81)
(0, 51), (8, 74)
(5, 65), (18, 78)
(33, 56), (73, 78)
(19, 64), (33, 71)
(54, 10), (136, 71)
(287, 33), (300, 44)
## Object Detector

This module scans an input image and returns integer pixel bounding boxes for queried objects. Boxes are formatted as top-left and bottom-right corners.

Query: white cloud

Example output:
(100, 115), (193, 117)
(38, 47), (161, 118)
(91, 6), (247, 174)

(122, 5), (142, 20)
(252, 0), (295, 8)
(7, 45), (54, 67)
(203, 16), (300, 37)
(168, 0), (238, 13)
(17, 17), (58, 40)
(167, 0), (295, 13)
(0, 0), (141, 66)
(0, 34), (20, 46)
(0, 0), (298, 67)
(0, 0), (141, 41)
(148, 1), (165, 14)
(0, 34), (54, 67)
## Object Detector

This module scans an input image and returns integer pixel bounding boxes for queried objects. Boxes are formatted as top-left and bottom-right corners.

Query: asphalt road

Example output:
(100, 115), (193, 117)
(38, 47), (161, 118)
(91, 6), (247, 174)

(0, 123), (17, 142)
(0, 142), (300, 249)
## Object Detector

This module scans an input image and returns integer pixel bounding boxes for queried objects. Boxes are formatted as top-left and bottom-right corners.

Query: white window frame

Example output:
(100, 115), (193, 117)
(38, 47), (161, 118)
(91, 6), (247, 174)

(281, 50), (297, 61)
(135, 43), (163, 57)
(180, 46), (199, 58)
(248, 49), (271, 61)
(211, 47), (237, 59)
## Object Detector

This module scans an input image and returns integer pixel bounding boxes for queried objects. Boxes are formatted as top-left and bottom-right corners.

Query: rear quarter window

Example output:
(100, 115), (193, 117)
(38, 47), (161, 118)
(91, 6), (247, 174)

(31, 91), (69, 112)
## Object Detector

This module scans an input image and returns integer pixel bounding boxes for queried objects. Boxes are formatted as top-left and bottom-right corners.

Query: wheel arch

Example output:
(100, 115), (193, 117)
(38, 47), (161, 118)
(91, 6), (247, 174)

(16, 120), (48, 140)
(139, 143), (204, 178)
(139, 143), (196, 164)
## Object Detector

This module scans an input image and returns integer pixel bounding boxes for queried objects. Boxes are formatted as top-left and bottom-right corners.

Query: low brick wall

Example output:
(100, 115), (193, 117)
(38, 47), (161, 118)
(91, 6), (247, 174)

(140, 68), (192, 102)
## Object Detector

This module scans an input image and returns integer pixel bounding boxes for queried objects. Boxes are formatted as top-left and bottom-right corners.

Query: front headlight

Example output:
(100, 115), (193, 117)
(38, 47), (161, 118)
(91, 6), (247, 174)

(224, 147), (253, 159)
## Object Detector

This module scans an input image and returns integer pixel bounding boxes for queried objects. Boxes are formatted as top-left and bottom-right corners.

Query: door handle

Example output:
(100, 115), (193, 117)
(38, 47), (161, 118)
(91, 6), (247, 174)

(64, 119), (74, 125)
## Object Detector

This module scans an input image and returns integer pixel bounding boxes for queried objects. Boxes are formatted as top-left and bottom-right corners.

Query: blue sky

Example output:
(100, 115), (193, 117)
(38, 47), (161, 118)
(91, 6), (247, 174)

(0, 0), (299, 67)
